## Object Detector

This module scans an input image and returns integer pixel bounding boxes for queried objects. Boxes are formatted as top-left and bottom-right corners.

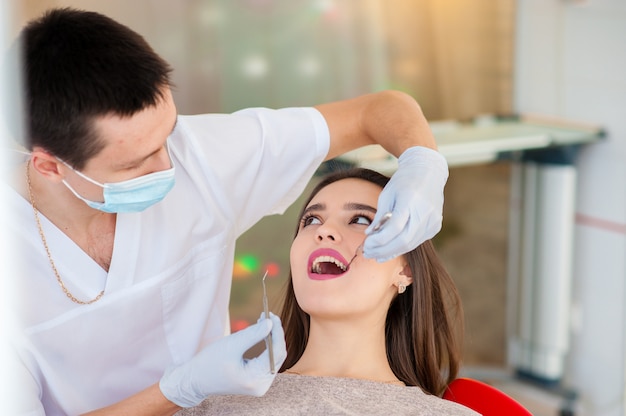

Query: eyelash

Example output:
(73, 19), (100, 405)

(300, 213), (320, 228)
(127, 144), (166, 171)
(299, 212), (374, 228)
(351, 213), (374, 225)
(120, 162), (142, 172)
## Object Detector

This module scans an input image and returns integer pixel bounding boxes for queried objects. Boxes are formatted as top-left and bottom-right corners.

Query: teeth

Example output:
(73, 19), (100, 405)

(311, 255), (347, 274)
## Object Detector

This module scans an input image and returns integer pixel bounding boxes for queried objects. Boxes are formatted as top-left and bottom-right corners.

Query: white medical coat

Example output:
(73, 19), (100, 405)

(5, 107), (329, 415)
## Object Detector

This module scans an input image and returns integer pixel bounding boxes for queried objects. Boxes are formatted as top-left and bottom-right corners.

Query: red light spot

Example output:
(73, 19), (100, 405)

(264, 262), (280, 277)
(231, 319), (250, 332)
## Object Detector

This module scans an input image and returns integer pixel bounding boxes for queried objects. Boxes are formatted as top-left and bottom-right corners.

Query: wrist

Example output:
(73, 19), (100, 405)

(153, 383), (183, 414)
(159, 366), (198, 408)
(399, 146), (449, 177)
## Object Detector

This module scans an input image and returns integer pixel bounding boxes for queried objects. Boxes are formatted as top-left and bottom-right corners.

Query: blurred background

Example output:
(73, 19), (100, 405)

(10, 0), (516, 365)
(5, 1), (626, 415)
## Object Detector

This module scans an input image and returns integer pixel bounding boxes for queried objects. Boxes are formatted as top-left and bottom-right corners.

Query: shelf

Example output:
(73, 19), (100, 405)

(337, 115), (603, 172)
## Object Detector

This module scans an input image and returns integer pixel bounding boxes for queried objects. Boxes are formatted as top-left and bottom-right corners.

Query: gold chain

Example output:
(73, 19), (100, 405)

(26, 161), (105, 305)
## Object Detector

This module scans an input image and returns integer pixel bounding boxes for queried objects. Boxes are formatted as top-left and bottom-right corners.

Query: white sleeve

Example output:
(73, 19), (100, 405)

(172, 107), (329, 236)
(2, 342), (45, 416)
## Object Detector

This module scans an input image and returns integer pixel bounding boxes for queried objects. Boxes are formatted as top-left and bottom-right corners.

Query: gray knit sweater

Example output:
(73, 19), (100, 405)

(177, 373), (480, 415)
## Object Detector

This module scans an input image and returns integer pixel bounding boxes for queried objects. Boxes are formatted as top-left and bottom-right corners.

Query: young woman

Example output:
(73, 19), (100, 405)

(180, 168), (477, 415)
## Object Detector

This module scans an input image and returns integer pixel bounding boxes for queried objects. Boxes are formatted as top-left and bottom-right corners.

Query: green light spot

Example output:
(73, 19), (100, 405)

(238, 254), (260, 273)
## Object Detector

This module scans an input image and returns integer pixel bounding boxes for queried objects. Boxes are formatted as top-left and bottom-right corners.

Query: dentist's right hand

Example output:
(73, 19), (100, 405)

(159, 313), (286, 408)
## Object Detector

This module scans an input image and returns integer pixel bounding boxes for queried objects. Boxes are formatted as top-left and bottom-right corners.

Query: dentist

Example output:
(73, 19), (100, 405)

(6, 7), (448, 416)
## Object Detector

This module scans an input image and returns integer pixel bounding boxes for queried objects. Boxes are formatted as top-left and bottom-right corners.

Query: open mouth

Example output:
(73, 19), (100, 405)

(307, 249), (350, 280)
(310, 255), (348, 275)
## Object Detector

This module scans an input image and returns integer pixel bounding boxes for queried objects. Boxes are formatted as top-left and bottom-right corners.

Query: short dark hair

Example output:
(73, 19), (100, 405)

(19, 7), (173, 169)
(280, 168), (464, 396)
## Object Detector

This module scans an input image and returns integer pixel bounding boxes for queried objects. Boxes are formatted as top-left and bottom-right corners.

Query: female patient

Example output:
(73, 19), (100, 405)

(180, 168), (477, 415)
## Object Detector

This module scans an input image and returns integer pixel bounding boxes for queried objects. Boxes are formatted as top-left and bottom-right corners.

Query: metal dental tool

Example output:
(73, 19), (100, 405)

(346, 211), (393, 267)
(262, 270), (275, 374)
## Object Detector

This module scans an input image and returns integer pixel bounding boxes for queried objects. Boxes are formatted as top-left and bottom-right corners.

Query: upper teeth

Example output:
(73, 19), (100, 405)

(311, 256), (347, 274)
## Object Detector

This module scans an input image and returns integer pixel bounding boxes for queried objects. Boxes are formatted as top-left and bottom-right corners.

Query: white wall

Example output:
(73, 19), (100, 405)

(515, 1), (626, 415)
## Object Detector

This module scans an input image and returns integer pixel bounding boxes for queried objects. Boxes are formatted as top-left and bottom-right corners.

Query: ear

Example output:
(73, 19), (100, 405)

(394, 263), (413, 290)
(31, 147), (69, 183)
(400, 264), (412, 278)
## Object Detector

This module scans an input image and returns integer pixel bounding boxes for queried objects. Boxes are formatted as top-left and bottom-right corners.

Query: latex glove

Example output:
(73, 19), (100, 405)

(363, 146), (448, 262)
(159, 312), (287, 408)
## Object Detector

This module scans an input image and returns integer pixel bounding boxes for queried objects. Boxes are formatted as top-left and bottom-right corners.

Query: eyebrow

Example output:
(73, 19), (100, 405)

(302, 202), (377, 217)
(302, 203), (325, 217)
(117, 117), (178, 169)
(344, 202), (377, 214)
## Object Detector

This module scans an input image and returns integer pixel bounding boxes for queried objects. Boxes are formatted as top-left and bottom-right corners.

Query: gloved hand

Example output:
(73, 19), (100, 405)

(363, 146), (449, 262)
(159, 312), (287, 408)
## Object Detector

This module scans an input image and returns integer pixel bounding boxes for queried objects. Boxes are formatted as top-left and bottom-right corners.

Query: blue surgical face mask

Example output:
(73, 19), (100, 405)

(61, 145), (176, 214)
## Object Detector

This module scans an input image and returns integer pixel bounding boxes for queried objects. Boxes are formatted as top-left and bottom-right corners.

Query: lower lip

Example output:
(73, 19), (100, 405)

(307, 272), (345, 281)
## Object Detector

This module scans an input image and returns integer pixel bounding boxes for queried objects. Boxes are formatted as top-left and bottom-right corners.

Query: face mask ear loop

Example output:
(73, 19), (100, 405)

(58, 159), (107, 208)
(61, 179), (96, 204)
(59, 178), (106, 212)
(58, 159), (106, 188)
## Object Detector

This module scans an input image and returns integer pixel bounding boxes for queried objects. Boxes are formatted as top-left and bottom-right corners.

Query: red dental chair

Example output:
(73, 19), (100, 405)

(443, 378), (533, 415)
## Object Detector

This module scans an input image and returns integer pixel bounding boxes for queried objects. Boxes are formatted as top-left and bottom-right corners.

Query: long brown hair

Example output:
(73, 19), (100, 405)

(279, 168), (464, 396)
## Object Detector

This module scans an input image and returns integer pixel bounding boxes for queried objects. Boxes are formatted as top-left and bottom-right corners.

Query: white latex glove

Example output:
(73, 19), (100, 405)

(363, 146), (449, 262)
(159, 313), (286, 408)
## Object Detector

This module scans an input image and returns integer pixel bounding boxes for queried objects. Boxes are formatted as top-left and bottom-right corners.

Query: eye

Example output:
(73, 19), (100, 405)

(350, 214), (373, 226)
(120, 158), (147, 172)
(300, 214), (322, 228)
(128, 162), (145, 171)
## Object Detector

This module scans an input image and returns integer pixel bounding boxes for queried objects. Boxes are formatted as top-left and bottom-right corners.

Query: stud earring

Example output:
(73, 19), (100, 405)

(398, 284), (406, 294)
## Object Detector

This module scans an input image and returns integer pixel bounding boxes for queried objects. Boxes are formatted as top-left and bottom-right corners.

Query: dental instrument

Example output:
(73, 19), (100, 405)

(262, 270), (275, 374)
(347, 212), (392, 267)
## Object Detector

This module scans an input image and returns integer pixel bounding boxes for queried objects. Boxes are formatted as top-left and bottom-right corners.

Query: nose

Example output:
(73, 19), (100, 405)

(315, 221), (342, 243)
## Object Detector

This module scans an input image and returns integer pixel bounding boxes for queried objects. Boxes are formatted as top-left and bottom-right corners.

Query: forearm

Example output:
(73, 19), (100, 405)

(314, 90), (437, 160)
(81, 383), (180, 416)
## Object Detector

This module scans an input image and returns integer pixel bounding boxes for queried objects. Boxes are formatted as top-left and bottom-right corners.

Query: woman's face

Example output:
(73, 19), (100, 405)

(290, 178), (409, 320)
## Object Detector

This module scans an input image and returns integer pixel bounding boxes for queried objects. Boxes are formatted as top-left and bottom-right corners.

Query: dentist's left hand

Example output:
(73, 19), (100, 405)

(363, 146), (449, 262)
(159, 313), (286, 408)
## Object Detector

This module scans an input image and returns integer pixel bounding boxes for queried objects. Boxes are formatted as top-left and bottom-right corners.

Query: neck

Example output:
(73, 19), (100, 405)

(23, 161), (116, 271)
(288, 316), (400, 384)
(23, 161), (114, 229)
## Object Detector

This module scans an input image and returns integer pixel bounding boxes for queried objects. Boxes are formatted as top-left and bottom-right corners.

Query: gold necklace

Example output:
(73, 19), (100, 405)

(284, 370), (406, 386)
(26, 161), (105, 305)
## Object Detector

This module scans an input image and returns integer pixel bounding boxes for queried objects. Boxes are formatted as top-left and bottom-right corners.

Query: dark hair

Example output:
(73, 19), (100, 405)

(279, 168), (464, 396)
(18, 7), (173, 169)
